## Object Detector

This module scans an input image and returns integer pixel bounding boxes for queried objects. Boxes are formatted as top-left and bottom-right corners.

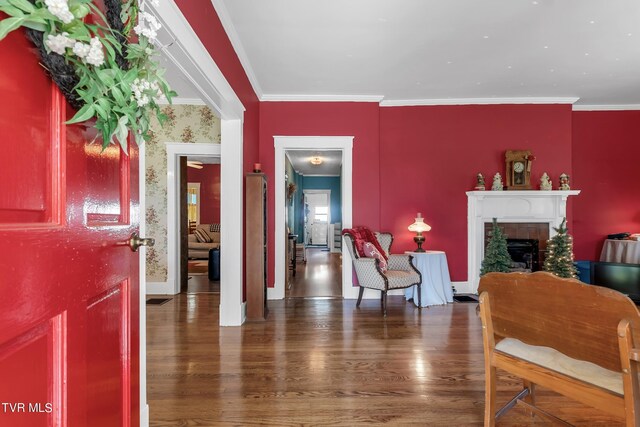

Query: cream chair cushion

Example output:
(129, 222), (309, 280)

(496, 337), (623, 394)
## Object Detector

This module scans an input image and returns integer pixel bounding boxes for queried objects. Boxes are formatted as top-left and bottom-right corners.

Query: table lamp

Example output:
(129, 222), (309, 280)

(408, 213), (431, 252)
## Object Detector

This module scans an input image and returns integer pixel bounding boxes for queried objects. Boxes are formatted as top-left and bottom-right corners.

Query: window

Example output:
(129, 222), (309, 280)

(187, 183), (201, 227)
(314, 206), (328, 223)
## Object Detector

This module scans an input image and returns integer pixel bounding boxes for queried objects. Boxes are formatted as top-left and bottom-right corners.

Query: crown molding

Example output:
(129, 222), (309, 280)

(211, 0), (264, 99)
(157, 97), (207, 106)
(572, 104), (640, 111)
(261, 94), (385, 103)
(380, 97), (580, 107)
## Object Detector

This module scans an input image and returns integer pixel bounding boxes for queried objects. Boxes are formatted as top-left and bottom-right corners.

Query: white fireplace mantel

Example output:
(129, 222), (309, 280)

(467, 190), (580, 293)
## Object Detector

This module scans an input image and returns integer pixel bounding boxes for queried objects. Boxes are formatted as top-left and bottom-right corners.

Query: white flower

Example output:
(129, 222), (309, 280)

(149, 0), (159, 7)
(136, 94), (150, 107)
(131, 78), (163, 107)
(73, 42), (90, 59)
(134, 11), (162, 41)
(45, 32), (74, 55)
(85, 38), (105, 67)
(44, 0), (74, 24)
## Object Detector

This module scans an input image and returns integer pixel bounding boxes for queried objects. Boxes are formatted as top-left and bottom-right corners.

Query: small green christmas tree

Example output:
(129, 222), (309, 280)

(543, 218), (578, 279)
(481, 218), (513, 275)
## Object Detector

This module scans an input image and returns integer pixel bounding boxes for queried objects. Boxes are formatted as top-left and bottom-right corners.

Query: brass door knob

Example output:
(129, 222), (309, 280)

(129, 232), (155, 252)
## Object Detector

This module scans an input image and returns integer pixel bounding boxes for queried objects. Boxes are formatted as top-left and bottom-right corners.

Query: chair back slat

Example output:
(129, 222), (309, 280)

(479, 272), (640, 372)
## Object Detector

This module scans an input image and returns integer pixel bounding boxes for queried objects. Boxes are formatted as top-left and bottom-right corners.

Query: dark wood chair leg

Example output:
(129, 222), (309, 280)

(417, 283), (422, 309)
(356, 286), (365, 307)
(382, 291), (388, 317)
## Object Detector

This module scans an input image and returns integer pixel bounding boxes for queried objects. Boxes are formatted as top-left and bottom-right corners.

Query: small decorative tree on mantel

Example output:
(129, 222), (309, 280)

(543, 218), (579, 279)
(481, 218), (513, 275)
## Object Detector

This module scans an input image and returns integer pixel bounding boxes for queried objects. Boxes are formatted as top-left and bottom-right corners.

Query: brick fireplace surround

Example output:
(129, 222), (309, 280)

(467, 190), (580, 293)
(485, 222), (550, 268)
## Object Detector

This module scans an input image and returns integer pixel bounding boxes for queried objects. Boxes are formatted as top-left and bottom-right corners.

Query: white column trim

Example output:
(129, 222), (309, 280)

(273, 136), (354, 300)
(219, 119), (245, 326)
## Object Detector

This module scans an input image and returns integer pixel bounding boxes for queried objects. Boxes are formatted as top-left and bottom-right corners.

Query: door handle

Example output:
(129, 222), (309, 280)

(128, 232), (155, 252)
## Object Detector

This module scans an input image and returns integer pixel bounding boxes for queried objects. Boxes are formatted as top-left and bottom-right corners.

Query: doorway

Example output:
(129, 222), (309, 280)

(283, 150), (343, 299)
(304, 190), (330, 247)
(183, 156), (221, 294)
(274, 137), (354, 301)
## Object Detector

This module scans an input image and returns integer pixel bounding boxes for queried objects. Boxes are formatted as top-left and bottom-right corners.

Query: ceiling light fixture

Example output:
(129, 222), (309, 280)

(310, 156), (323, 165)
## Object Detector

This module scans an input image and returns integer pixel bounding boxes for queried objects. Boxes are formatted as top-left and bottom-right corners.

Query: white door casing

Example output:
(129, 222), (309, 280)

(273, 136), (355, 300)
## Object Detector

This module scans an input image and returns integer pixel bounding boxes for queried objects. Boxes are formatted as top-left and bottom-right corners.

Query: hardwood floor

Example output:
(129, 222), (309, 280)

(286, 247), (342, 298)
(146, 294), (622, 426)
(187, 275), (220, 293)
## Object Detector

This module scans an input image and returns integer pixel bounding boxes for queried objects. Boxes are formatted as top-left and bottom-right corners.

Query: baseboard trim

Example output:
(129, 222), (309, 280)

(267, 285), (285, 300)
(146, 280), (177, 295)
(219, 301), (246, 326)
(453, 281), (474, 294)
(140, 404), (149, 427)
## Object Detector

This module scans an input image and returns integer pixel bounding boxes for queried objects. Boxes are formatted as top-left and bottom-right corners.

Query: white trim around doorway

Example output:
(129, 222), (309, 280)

(165, 142), (220, 294)
(272, 136), (357, 300)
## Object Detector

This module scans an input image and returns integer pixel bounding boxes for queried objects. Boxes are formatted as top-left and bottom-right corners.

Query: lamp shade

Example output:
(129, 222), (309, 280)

(408, 213), (431, 233)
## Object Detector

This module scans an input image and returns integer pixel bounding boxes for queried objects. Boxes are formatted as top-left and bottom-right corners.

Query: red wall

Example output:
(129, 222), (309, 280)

(174, 1), (259, 169)
(379, 104), (574, 281)
(259, 102), (381, 287)
(572, 111), (640, 261)
(187, 164), (221, 224)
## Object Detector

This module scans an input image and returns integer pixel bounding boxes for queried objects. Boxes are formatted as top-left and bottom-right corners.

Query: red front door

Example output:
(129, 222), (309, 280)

(0, 27), (139, 426)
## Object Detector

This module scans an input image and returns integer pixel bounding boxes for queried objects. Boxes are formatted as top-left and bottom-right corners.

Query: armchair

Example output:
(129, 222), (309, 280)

(343, 229), (422, 316)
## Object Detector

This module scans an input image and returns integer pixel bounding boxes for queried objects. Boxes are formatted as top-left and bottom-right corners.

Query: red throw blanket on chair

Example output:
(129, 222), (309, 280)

(341, 226), (388, 260)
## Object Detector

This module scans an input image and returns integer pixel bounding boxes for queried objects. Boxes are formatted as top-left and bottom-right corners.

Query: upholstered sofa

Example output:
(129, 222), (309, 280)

(188, 224), (220, 259)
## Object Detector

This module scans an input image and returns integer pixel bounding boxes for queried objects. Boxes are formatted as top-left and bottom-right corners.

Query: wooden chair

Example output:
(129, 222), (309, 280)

(478, 271), (640, 426)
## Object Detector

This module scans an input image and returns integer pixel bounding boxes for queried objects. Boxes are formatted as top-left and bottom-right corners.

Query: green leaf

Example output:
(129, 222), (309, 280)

(0, 5), (24, 17)
(114, 115), (129, 152)
(96, 69), (115, 87)
(102, 38), (116, 60)
(0, 16), (24, 40)
(70, 3), (89, 19)
(66, 104), (95, 125)
(111, 86), (125, 105)
(93, 103), (109, 121)
(21, 20), (46, 32)
(7, 0), (34, 13)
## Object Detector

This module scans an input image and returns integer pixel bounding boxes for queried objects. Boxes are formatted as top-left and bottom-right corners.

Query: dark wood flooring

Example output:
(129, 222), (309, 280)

(286, 247), (342, 298)
(187, 275), (220, 293)
(146, 293), (622, 426)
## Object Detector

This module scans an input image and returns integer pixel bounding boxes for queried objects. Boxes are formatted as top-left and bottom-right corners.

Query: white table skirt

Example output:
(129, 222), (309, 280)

(404, 251), (454, 307)
(600, 239), (640, 264)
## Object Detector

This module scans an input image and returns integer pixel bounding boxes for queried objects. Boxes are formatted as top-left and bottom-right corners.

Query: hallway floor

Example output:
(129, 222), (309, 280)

(286, 247), (342, 298)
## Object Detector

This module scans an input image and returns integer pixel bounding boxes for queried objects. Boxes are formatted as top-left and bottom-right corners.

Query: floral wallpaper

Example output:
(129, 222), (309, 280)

(145, 104), (221, 282)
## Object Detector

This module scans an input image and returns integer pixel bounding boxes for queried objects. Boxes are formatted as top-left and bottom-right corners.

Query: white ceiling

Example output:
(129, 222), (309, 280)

(287, 150), (342, 175)
(218, 0), (640, 106)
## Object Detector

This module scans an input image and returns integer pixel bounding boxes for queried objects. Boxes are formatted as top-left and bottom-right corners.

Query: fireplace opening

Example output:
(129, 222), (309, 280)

(507, 239), (539, 272)
(484, 222), (550, 273)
